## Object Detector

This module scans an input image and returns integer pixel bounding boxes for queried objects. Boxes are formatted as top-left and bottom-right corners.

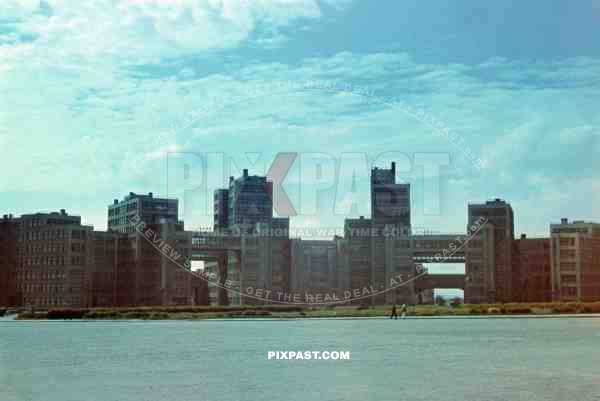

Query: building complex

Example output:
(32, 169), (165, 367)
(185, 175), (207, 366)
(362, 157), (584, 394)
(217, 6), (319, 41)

(1, 162), (599, 308)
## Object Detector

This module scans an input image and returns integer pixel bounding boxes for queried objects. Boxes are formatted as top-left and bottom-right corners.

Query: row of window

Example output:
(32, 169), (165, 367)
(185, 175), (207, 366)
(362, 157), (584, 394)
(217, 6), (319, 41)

(20, 244), (66, 253)
(559, 238), (576, 246)
(18, 270), (67, 280)
(20, 284), (65, 293)
(20, 218), (78, 227)
(21, 231), (66, 240)
(20, 247), (85, 254)
(19, 256), (84, 266)
(22, 297), (66, 306)
(20, 230), (88, 240)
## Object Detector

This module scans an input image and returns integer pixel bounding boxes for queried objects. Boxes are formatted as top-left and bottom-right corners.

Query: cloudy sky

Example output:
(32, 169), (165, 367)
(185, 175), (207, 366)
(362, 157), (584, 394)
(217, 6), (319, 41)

(1, 0), (599, 239)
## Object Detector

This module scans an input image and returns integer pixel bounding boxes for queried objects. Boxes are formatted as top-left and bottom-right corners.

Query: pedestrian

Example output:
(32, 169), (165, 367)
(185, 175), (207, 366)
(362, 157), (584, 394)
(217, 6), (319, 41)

(390, 304), (398, 319)
(400, 303), (407, 319)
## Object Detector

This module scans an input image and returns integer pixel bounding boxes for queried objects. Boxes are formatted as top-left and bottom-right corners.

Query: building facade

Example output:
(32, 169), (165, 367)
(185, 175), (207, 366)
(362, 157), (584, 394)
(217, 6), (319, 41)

(86, 230), (119, 307)
(550, 219), (600, 302)
(108, 192), (178, 233)
(0, 215), (19, 307)
(16, 210), (93, 308)
(291, 239), (337, 299)
(370, 162), (411, 226)
(105, 192), (199, 306)
(228, 169), (273, 227)
(334, 163), (417, 306)
(232, 219), (290, 305)
(213, 189), (229, 230)
(342, 216), (372, 304)
(10, 165), (600, 308)
(465, 199), (514, 303)
(511, 234), (552, 303)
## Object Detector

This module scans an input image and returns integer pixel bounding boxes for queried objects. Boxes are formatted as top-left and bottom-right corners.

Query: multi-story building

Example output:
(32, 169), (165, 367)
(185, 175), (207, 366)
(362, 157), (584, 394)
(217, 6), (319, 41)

(0, 215), (19, 307)
(371, 163), (414, 305)
(512, 234), (551, 303)
(231, 218), (290, 305)
(108, 192), (178, 233)
(16, 210), (93, 308)
(87, 222), (200, 308)
(207, 171), (290, 305)
(120, 221), (193, 306)
(343, 216), (372, 304)
(550, 219), (600, 301)
(291, 239), (337, 298)
(110, 234), (137, 307)
(370, 162), (411, 226)
(213, 189), (229, 230)
(465, 199), (514, 303)
(228, 169), (273, 227)
(465, 222), (496, 304)
(269, 218), (291, 299)
(337, 163), (415, 305)
(340, 215), (416, 305)
(159, 223), (194, 305)
(17, 169), (600, 308)
(85, 230), (118, 307)
(105, 193), (198, 306)
(334, 235), (350, 296)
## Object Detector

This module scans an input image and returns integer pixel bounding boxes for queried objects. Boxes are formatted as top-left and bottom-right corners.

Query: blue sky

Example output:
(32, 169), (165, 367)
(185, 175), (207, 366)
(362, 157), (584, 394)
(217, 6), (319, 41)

(1, 0), (599, 239)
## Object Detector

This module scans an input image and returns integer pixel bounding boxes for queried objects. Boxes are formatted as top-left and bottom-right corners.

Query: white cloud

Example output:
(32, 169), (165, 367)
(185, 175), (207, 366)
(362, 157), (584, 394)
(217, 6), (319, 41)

(0, 0), (332, 75)
(1, 8), (599, 234)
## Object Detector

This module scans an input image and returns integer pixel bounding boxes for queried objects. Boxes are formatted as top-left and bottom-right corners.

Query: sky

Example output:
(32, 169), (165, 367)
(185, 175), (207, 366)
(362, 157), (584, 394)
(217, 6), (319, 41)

(1, 0), (599, 242)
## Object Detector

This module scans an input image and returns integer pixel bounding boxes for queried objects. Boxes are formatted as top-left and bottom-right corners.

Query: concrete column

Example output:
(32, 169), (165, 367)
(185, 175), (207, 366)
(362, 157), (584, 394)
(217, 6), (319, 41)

(217, 253), (229, 306)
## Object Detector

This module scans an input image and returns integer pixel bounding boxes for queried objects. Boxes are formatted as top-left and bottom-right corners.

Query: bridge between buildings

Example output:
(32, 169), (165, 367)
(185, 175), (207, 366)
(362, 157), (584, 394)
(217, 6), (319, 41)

(414, 274), (465, 290)
(190, 233), (467, 296)
(411, 234), (466, 263)
(411, 234), (466, 290)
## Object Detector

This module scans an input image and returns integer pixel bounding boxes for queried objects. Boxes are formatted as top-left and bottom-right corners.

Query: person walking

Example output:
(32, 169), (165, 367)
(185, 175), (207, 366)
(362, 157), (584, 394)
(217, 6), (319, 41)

(390, 304), (398, 319)
(400, 304), (407, 319)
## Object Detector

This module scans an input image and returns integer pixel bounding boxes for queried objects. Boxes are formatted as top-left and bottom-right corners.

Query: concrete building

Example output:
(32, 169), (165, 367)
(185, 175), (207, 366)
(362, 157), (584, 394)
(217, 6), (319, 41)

(213, 189), (229, 230)
(550, 219), (600, 301)
(291, 239), (337, 299)
(108, 192), (178, 233)
(203, 170), (290, 305)
(342, 216), (372, 304)
(232, 218), (290, 305)
(123, 221), (194, 306)
(155, 222), (194, 305)
(0, 215), (19, 307)
(371, 162), (411, 226)
(17, 166), (600, 308)
(465, 222), (496, 303)
(15, 210), (93, 308)
(105, 192), (201, 306)
(370, 163), (414, 305)
(87, 222), (201, 308)
(465, 199), (514, 303)
(337, 163), (415, 305)
(85, 230), (119, 307)
(512, 234), (551, 303)
(334, 235), (350, 297)
(269, 218), (291, 300)
(340, 220), (416, 305)
(228, 169), (273, 227)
